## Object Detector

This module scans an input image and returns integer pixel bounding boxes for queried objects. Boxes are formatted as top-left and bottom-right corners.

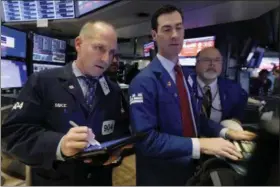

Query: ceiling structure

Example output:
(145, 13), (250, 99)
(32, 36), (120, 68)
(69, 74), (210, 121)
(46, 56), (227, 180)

(3, 1), (280, 39)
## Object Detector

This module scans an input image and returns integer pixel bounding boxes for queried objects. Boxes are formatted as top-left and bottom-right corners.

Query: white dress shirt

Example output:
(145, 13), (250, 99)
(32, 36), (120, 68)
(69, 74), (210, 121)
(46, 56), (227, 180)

(196, 77), (222, 123)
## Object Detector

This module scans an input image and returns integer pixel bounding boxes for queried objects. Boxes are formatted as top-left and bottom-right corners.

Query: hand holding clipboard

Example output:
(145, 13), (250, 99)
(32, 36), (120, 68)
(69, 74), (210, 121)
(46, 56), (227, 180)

(63, 121), (146, 166)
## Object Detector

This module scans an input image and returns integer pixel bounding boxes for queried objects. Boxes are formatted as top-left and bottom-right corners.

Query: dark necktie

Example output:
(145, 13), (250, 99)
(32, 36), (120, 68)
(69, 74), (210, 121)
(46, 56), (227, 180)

(202, 86), (212, 118)
(81, 76), (98, 110)
(174, 64), (195, 137)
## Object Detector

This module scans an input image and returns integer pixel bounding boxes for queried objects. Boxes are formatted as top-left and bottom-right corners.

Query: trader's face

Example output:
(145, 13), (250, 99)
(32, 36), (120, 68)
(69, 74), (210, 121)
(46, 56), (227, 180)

(108, 55), (119, 73)
(75, 26), (117, 77)
(151, 11), (184, 59)
(196, 47), (223, 80)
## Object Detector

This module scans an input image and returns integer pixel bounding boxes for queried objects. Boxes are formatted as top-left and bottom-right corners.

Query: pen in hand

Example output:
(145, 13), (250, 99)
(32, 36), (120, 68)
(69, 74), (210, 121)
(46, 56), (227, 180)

(69, 120), (101, 146)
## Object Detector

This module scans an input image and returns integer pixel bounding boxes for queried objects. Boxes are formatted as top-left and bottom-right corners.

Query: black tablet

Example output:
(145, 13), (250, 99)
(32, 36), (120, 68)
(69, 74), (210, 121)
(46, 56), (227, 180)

(69, 133), (146, 159)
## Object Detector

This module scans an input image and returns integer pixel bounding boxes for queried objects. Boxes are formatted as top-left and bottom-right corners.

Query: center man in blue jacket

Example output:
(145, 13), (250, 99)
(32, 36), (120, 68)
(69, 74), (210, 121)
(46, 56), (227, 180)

(129, 5), (256, 186)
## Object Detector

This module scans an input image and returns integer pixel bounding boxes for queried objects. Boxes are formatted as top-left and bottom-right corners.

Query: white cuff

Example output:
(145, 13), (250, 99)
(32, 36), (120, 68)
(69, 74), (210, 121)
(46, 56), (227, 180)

(220, 128), (229, 138)
(191, 138), (200, 159)
(56, 137), (65, 161)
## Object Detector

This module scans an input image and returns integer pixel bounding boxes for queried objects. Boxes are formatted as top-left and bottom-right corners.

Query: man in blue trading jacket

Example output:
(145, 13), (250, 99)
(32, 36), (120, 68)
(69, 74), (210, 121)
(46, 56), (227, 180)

(1, 21), (130, 186)
(194, 47), (248, 124)
(129, 5), (256, 186)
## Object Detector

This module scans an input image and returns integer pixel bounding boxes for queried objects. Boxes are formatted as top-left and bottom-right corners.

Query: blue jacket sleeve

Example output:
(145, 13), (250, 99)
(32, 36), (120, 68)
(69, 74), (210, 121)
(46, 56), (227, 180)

(231, 86), (248, 122)
(1, 73), (64, 169)
(199, 114), (224, 137)
(129, 76), (193, 159)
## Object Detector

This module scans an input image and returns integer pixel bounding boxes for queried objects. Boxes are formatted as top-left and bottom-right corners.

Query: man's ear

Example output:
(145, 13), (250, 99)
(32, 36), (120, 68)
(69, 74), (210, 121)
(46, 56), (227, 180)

(151, 30), (157, 41)
(75, 36), (82, 52)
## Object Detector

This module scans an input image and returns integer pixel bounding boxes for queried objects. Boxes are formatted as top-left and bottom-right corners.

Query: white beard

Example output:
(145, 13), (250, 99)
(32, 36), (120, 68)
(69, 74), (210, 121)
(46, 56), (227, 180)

(203, 71), (218, 80)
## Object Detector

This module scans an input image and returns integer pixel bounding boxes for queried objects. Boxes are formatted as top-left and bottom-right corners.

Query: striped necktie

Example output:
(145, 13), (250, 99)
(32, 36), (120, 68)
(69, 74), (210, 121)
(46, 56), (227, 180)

(202, 85), (212, 118)
(81, 76), (98, 110)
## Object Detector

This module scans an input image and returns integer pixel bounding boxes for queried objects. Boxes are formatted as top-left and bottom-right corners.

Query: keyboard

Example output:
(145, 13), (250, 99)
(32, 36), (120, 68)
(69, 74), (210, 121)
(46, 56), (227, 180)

(232, 140), (256, 161)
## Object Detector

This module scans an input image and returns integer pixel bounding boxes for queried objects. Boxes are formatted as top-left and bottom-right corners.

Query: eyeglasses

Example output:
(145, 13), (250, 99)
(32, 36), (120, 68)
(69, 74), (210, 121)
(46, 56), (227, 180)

(198, 58), (222, 64)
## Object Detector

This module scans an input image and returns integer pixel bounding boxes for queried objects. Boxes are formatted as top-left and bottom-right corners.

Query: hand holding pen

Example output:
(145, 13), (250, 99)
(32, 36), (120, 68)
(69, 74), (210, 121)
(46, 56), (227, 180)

(60, 121), (100, 159)
(69, 121), (101, 147)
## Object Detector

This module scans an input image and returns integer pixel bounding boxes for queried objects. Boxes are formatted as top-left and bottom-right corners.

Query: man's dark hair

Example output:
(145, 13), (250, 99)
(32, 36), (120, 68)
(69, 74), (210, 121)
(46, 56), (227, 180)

(259, 69), (269, 76)
(151, 4), (184, 31)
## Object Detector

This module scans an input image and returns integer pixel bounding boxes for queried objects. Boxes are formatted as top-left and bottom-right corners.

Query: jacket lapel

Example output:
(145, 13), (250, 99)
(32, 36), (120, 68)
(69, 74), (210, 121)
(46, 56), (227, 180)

(58, 63), (87, 110)
(218, 78), (227, 119)
(90, 78), (105, 114)
(150, 57), (179, 106)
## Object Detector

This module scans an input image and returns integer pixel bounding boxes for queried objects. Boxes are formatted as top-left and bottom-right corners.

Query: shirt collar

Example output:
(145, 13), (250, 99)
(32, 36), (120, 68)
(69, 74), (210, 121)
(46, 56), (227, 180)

(197, 76), (218, 92)
(72, 61), (83, 77)
(157, 53), (178, 73)
(72, 61), (101, 80)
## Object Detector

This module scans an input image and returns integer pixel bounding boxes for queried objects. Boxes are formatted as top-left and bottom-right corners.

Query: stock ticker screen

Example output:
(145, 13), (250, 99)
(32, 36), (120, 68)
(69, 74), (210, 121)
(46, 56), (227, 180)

(179, 36), (215, 66)
(33, 63), (63, 73)
(1, 59), (28, 88)
(1, 26), (26, 58)
(33, 33), (66, 63)
(76, 0), (115, 16)
(2, 0), (75, 22)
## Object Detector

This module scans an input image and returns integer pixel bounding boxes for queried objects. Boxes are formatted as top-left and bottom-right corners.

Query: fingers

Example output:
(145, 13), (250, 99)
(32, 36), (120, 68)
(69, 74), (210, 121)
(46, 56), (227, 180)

(103, 155), (121, 166)
(67, 132), (88, 141)
(236, 131), (257, 141)
(220, 150), (239, 160)
(103, 148), (125, 166)
(70, 126), (89, 133)
(223, 146), (243, 159)
(65, 141), (88, 149)
(242, 131), (257, 139)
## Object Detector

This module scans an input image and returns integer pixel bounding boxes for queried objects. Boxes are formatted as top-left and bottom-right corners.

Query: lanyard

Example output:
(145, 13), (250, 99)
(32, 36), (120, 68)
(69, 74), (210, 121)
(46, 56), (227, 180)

(197, 83), (222, 112)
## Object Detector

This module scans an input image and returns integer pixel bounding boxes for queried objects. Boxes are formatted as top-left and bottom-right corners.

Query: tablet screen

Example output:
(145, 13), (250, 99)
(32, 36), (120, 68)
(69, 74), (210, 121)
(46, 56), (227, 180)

(84, 136), (131, 152)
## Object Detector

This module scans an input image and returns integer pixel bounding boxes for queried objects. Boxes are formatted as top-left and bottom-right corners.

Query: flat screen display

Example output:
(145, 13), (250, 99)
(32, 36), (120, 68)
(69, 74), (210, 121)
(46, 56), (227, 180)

(246, 47), (265, 68)
(179, 57), (196, 66)
(258, 57), (279, 71)
(33, 63), (63, 73)
(179, 36), (215, 57)
(143, 42), (155, 57)
(33, 33), (66, 63)
(2, 0), (75, 22)
(76, 0), (115, 17)
(1, 26), (26, 58)
(1, 59), (28, 88)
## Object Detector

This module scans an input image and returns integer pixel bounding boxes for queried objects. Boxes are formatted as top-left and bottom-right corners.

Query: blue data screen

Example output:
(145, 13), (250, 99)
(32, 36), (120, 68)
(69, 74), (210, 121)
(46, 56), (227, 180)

(2, 0), (75, 22)
(1, 26), (26, 58)
(33, 33), (66, 63)
(1, 59), (28, 88)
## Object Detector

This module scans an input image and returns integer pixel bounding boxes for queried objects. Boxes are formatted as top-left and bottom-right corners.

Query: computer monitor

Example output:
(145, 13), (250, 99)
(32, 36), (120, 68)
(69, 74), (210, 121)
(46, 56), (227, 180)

(143, 42), (155, 57)
(246, 47), (265, 68)
(33, 63), (63, 73)
(179, 36), (215, 66)
(258, 57), (279, 71)
(33, 33), (66, 63)
(1, 1), (75, 22)
(76, 0), (116, 17)
(1, 59), (28, 88)
(1, 26), (27, 58)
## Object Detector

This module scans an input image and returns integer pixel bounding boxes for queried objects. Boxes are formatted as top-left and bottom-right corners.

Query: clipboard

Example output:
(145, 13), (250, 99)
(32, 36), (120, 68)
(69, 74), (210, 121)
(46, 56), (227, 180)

(68, 132), (146, 160)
